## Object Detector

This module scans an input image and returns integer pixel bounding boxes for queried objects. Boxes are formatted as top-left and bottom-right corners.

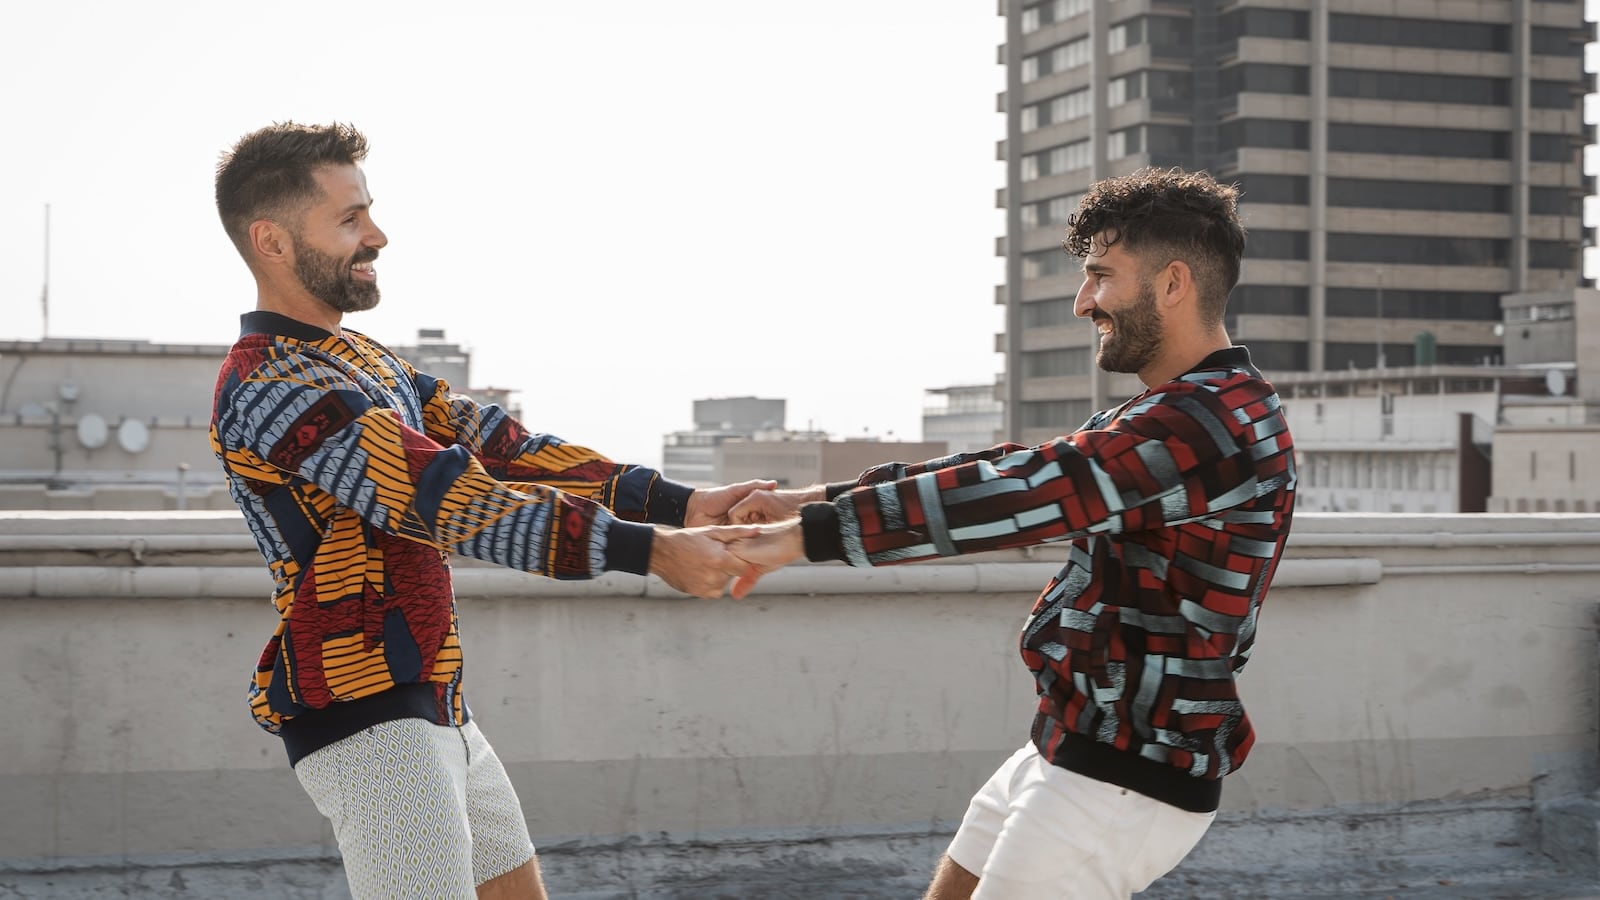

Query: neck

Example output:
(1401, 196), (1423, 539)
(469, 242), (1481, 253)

(1138, 328), (1233, 388)
(255, 275), (343, 335)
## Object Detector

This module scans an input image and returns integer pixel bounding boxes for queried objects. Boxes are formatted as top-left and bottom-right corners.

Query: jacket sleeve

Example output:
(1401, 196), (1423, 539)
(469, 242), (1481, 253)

(806, 379), (1289, 567)
(213, 366), (655, 578)
(407, 368), (693, 526)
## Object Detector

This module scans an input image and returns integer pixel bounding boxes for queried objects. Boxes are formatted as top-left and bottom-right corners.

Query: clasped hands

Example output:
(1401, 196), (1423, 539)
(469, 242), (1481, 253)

(647, 480), (821, 600)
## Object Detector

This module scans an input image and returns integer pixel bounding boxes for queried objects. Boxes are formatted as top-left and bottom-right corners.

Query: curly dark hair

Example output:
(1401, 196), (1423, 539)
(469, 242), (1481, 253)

(215, 122), (370, 261)
(1064, 168), (1245, 327)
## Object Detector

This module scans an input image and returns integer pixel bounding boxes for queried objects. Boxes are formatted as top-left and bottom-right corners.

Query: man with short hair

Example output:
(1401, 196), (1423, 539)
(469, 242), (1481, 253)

(727, 168), (1297, 899)
(210, 121), (765, 900)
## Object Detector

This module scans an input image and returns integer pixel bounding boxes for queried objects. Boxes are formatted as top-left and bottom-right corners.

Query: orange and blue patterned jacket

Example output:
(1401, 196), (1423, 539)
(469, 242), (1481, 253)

(211, 311), (691, 764)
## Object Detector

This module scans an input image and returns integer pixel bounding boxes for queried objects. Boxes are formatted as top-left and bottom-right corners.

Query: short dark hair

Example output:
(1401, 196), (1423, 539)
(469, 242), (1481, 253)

(1064, 168), (1245, 327)
(215, 122), (369, 260)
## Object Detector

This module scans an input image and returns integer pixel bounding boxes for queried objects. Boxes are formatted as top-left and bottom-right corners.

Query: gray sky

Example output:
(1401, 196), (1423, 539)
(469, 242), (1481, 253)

(0, 0), (1009, 468)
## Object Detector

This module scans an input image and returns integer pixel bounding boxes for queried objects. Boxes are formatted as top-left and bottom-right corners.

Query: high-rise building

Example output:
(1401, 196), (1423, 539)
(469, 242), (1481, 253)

(996, 0), (1591, 445)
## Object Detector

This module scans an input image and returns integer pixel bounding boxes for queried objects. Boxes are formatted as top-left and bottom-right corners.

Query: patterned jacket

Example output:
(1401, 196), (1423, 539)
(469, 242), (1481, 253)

(211, 311), (692, 764)
(800, 347), (1295, 812)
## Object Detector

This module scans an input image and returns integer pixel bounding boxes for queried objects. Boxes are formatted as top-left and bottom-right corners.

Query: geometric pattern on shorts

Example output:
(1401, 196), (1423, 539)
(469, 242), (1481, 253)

(294, 719), (534, 899)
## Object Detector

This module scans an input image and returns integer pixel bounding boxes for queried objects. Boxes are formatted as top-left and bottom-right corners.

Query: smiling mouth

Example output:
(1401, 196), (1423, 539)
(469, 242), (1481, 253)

(351, 262), (376, 281)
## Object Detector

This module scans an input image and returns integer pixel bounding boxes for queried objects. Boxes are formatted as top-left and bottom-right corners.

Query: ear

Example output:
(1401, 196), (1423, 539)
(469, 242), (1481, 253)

(1156, 259), (1194, 311)
(247, 220), (292, 267)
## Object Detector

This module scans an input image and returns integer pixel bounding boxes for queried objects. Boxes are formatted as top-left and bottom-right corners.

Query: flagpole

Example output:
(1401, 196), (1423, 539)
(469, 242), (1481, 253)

(41, 203), (50, 338)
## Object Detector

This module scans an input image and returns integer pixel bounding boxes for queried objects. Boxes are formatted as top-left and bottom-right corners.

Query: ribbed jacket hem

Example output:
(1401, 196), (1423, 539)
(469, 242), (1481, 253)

(281, 683), (460, 767)
(1045, 731), (1223, 813)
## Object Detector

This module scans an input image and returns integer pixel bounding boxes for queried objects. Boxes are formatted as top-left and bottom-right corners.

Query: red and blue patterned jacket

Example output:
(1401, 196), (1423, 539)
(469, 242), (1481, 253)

(211, 311), (692, 764)
(800, 347), (1295, 812)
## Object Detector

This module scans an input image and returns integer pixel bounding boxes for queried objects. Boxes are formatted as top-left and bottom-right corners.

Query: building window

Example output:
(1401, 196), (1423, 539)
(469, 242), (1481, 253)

(1219, 119), (1310, 151)
(1247, 230), (1310, 261)
(1221, 63), (1311, 96)
(1503, 302), (1575, 323)
(1326, 288), (1501, 321)
(1220, 7), (1310, 42)
(1021, 193), (1085, 229)
(1329, 14), (1507, 52)
(1108, 74), (1140, 108)
(1021, 399), (1093, 431)
(1022, 249), (1078, 279)
(1235, 174), (1310, 205)
(1107, 127), (1142, 160)
(1326, 234), (1508, 267)
(1328, 124), (1509, 159)
(1532, 26), (1584, 58)
(1023, 88), (1091, 131)
(1329, 69), (1508, 106)
(1023, 37), (1090, 82)
(1022, 297), (1079, 328)
(1530, 186), (1580, 216)
(1145, 124), (1190, 165)
(1528, 240), (1578, 270)
(1146, 70), (1192, 111)
(1530, 133), (1580, 163)
(1022, 140), (1092, 181)
(1242, 340), (1309, 372)
(1109, 16), (1193, 56)
(1023, 347), (1092, 378)
(1230, 284), (1309, 315)
(1021, 0), (1090, 34)
(1531, 80), (1580, 110)
(1327, 178), (1508, 213)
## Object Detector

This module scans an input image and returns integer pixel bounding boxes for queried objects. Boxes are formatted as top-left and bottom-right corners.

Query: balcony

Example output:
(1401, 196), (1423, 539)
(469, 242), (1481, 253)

(2, 511), (1597, 898)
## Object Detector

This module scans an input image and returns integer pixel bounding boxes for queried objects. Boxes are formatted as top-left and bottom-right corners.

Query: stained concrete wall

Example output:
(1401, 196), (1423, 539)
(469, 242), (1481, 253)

(0, 511), (1596, 898)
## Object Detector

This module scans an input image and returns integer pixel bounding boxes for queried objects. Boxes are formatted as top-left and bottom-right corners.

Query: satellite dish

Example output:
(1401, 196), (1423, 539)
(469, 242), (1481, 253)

(117, 418), (150, 454)
(1546, 369), (1568, 396)
(77, 413), (109, 449)
(58, 381), (80, 402)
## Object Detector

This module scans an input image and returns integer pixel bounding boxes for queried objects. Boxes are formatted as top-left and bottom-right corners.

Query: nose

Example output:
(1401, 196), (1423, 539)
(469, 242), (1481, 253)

(366, 219), (388, 250)
(1073, 277), (1095, 318)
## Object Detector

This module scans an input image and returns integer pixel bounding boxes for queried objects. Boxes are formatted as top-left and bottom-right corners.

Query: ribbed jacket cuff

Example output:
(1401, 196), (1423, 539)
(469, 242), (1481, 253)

(800, 502), (845, 562)
(648, 477), (695, 526)
(604, 520), (655, 575)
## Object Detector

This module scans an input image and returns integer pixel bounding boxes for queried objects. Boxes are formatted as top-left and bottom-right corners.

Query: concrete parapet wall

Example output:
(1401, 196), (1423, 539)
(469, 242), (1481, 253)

(0, 512), (1596, 897)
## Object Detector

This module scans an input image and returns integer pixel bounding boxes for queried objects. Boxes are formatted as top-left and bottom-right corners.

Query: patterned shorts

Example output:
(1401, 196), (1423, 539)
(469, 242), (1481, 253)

(294, 718), (536, 900)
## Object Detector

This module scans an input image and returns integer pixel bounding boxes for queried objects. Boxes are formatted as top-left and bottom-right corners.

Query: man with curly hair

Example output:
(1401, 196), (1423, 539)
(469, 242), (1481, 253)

(726, 168), (1297, 899)
(210, 121), (768, 900)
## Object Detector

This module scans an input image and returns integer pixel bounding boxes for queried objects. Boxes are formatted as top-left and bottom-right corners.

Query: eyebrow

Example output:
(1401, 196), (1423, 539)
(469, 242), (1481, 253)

(1083, 262), (1113, 275)
(337, 198), (374, 217)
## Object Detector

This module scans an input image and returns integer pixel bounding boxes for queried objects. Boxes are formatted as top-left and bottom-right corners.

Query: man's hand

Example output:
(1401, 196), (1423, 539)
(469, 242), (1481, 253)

(649, 524), (762, 598)
(727, 521), (806, 599)
(684, 480), (778, 526)
(727, 486), (827, 524)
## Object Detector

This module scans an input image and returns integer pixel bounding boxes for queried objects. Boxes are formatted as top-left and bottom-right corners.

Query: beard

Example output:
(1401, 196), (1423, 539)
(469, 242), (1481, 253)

(1095, 280), (1163, 374)
(294, 240), (380, 313)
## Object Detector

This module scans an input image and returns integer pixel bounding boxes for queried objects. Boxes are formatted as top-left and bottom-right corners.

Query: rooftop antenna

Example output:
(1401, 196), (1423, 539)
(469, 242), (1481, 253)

(40, 203), (50, 338)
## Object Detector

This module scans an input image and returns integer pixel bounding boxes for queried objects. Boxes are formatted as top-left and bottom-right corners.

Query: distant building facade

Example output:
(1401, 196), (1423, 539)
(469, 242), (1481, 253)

(996, 1), (1590, 444)
(0, 329), (509, 510)
(717, 437), (949, 488)
(661, 397), (790, 486)
(1486, 286), (1600, 511)
(923, 383), (1004, 453)
(1276, 287), (1600, 513)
